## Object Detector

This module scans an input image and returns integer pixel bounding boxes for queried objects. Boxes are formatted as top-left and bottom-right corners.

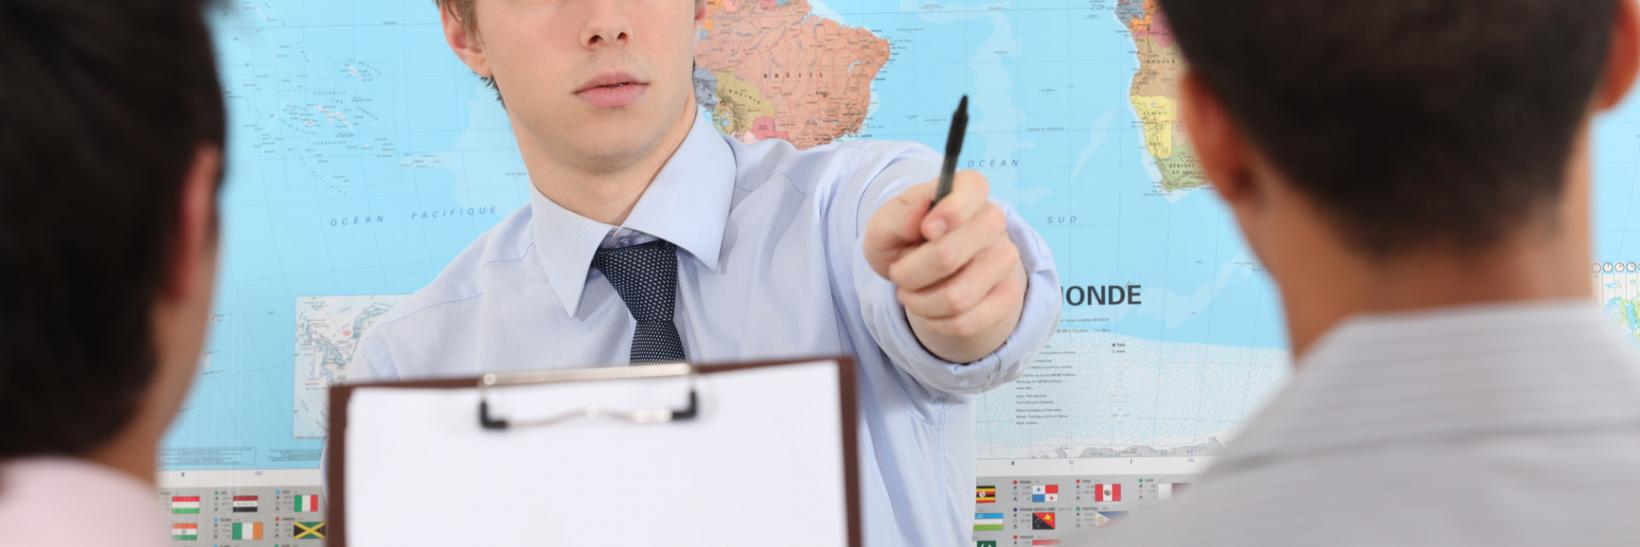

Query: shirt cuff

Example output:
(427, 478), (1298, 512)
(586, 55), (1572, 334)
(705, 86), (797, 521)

(856, 202), (1061, 396)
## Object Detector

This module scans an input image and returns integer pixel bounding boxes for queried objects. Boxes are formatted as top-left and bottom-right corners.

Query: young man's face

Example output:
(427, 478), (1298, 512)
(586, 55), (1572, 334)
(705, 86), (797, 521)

(456, 0), (704, 169)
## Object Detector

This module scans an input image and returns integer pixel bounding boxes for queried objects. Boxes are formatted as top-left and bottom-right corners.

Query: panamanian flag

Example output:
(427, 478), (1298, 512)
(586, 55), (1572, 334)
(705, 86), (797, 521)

(1031, 484), (1059, 503)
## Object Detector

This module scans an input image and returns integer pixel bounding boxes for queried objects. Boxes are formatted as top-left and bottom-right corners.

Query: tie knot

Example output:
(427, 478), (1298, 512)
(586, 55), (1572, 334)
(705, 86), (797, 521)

(592, 241), (678, 323)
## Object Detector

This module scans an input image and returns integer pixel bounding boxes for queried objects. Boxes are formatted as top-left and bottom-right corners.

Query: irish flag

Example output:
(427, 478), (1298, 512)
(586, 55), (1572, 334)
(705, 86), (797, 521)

(170, 496), (200, 514)
(232, 521), (264, 540)
(294, 494), (320, 513)
(171, 522), (198, 541)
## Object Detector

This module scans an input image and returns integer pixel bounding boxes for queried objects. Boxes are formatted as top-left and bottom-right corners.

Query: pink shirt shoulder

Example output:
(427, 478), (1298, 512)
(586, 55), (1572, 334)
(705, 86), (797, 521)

(0, 457), (168, 547)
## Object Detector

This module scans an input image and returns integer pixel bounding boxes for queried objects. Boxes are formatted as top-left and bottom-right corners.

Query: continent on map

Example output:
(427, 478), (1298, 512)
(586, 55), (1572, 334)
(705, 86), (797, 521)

(695, 0), (890, 148)
(292, 295), (404, 438)
(1118, 0), (1207, 191)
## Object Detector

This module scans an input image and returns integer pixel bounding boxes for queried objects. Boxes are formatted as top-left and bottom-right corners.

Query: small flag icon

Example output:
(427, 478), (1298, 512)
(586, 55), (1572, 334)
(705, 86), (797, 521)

(294, 494), (320, 513)
(171, 522), (198, 540)
(232, 521), (264, 540)
(1159, 482), (1191, 500)
(1032, 540), (1062, 546)
(1095, 511), (1130, 527)
(974, 512), (1005, 532)
(1031, 484), (1059, 503)
(1032, 511), (1056, 530)
(294, 521), (326, 540)
(978, 541), (999, 547)
(232, 495), (259, 513)
(170, 496), (200, 514)
(976, 485), (997, 504)
(1095, 483), (1122, 502)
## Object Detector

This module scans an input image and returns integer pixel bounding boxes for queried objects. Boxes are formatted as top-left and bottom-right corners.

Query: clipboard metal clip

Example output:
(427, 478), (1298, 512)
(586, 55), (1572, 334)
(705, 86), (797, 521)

(476, 363), (700, 431)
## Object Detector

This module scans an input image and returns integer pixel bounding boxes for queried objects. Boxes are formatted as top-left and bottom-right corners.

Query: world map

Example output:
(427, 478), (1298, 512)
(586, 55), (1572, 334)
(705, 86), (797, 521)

(168, 0), (1640, 478)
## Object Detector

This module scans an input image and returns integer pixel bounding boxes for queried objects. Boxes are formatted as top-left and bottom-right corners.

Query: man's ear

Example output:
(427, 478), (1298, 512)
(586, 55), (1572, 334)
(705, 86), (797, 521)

(164, 144), (221, 299)
(1178, 71), (1254, 205)
(441, 5), (491, 79)
(1597, 0), (1640, 111)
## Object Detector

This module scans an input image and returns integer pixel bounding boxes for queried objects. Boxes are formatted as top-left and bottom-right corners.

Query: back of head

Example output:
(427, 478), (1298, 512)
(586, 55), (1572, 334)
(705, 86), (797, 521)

(0, 0), (224, 459)
(1156, 0), (1618, 255)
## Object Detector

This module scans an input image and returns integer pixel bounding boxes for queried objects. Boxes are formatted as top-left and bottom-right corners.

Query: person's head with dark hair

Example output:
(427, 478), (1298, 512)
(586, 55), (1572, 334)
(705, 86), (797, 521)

(0, 0), (224, 482)
(1157, 0), (1640, 356)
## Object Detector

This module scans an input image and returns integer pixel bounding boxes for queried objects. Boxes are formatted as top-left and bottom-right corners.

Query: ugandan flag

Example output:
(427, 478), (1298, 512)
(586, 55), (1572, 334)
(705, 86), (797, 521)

(976, 485), (997, 504)
(294, 521), (326, 540)
(1032, 511), (1056, 530)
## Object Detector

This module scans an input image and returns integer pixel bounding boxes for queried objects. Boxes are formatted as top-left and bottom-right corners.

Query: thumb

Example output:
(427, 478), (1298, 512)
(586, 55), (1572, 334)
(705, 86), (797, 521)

(864, 181), (937, 276)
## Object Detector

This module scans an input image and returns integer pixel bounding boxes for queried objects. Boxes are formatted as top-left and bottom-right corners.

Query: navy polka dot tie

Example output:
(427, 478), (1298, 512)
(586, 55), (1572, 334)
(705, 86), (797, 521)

(592, 240), (686, 364)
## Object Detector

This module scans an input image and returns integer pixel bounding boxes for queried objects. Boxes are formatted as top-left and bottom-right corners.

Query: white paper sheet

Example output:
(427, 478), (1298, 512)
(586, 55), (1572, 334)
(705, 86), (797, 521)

(344, 361), (848, 546)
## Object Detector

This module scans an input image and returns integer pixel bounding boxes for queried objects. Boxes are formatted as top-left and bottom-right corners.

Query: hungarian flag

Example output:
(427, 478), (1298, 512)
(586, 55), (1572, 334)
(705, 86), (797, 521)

(974, 512), (1005, 532)
(171, 522), (198, 541)
(975, 485), (997, 504)
(1032, 511), (1056, 530)
(294, 521), (326, 540)
(231, 521), (264, 540)
(232, 495), (259, 513)
(1031, 484), (1059, 503)
(1095, 483), (1122, 502)
(294, 494), (320, 513)
(170, 496), (200, 514)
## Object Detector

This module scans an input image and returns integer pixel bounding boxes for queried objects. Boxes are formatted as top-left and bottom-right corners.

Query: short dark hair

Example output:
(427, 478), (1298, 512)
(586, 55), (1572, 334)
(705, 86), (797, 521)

(1157, 0), (1619, 255)
(0, 0), (225, 458)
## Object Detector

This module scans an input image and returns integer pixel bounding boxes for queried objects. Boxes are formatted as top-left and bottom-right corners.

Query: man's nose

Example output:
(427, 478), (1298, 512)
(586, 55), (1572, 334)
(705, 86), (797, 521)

(581, 1), (632, 49)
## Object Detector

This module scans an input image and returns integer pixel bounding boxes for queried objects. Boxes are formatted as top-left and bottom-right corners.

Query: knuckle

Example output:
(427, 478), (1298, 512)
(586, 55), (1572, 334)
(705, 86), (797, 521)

(934, 245), (964, 271)
(942, 287), (969, 312)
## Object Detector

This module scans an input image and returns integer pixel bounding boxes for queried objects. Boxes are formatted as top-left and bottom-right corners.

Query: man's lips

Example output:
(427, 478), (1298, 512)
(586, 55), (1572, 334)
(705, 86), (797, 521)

(575, 72), (649, 108)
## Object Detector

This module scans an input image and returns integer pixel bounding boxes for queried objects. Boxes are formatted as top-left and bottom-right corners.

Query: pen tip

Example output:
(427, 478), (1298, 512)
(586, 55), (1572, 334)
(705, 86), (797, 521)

(958, 95), (968, 114)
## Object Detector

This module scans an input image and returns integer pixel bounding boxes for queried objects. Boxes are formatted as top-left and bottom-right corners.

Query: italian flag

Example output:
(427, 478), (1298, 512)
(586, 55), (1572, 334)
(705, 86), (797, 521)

(171, 522), (198, 540)
(170, 496), (201, 514)
(295, 494), (320, 513)
(232, 521), (264, 540)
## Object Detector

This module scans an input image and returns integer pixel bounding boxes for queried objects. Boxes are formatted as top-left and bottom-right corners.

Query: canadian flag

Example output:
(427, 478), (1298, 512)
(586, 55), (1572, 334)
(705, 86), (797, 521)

(1095, 483), (1122, 502)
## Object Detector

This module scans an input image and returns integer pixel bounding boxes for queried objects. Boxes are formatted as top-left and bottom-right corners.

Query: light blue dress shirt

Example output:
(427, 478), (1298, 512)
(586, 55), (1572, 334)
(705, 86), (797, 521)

(351, 110), (1061, 546)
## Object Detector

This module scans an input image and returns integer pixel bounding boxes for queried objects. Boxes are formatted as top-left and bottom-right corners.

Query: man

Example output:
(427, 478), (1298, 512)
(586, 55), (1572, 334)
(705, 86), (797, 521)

(0, 1), (226, 545)
(349, 0), (1060, 544)
(1087, 0), (1640, 545)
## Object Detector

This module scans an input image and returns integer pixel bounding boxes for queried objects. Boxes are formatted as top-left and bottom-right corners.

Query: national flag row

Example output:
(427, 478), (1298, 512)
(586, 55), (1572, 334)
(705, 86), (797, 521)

(977, 541), (1061, 546)
(973, 510), (1129, 532)
(168, 521), (325, 541)
(974, 482), (1137, 504)
(169, 494), (321, 514)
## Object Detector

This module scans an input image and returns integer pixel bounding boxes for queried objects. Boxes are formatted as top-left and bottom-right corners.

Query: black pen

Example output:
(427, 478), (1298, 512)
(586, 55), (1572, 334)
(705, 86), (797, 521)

(931, 95), (969, 207)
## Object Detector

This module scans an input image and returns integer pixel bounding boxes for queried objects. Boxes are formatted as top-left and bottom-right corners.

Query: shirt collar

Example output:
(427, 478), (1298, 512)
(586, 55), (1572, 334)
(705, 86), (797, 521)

(529, 109), (736, 316)
(1216, 300), (1640, 472)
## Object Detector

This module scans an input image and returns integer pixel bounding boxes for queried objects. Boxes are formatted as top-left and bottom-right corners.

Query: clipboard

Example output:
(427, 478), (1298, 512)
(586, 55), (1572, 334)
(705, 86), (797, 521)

(326, 357), (860, 547)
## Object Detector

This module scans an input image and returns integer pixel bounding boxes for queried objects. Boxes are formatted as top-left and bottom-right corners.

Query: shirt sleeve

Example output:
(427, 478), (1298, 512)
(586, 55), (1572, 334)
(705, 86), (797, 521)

(835, 141), (1062, 396)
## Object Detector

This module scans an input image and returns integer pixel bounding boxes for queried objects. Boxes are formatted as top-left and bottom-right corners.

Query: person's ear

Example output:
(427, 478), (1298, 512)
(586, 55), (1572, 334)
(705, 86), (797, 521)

(1179, 71), (1256, 206)
(164, 144), (221, 300)
(1598, 0), (1640, 111)
(441, 5), (491, 80)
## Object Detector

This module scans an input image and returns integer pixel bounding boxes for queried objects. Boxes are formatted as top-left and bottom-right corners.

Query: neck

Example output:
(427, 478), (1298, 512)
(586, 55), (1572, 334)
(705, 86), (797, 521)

(1281, 187), (1593, 362)
(84, 422), (159, 487)
(516, 102), (697, 226)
